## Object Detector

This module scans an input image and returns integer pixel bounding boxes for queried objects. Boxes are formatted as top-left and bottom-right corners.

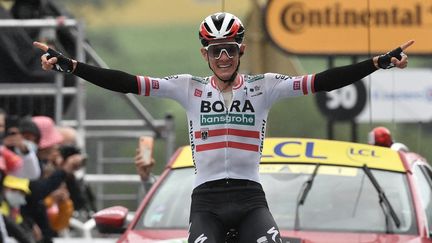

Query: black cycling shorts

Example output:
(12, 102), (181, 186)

(188, 178), (282, 243)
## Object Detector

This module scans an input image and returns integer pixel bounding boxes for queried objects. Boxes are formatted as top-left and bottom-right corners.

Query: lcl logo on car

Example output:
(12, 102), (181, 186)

(263, 141), (328, 159)
(347, 147), (380, 163)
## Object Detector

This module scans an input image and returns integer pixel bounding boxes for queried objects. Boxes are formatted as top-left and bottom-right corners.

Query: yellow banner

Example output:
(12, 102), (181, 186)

(264, 0), (432, 55)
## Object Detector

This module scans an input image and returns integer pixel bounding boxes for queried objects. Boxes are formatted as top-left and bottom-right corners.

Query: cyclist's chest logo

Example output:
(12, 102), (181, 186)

(199, 100), (256, 126)
(200, 100), (255, 113)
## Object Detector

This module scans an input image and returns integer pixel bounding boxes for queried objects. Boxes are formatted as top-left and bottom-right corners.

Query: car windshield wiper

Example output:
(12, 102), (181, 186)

(362, 164), (401, 232)
(294, 163), (320, 230)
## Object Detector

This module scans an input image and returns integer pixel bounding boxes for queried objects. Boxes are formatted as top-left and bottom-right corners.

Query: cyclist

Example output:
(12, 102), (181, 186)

(34, 12), (413, 243)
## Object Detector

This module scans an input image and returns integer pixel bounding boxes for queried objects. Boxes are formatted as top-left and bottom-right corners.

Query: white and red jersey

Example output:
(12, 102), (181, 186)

(136, 73), (316, 187)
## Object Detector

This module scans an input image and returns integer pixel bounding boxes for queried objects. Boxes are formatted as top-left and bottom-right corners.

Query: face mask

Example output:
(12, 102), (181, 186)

(5, 190), (27, 208)
(74, 168), (85, 180)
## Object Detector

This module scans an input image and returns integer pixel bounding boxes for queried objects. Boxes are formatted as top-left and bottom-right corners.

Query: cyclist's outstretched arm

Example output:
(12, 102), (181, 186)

(313, 40), (414, 92)
(33, 41), (139, 94)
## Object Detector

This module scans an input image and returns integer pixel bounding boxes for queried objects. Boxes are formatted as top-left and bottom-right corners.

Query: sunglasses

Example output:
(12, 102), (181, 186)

(205, 42), (241, 60)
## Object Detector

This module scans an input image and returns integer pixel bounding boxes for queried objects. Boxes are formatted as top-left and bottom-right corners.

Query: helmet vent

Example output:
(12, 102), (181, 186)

(213, 13), (225, 30)
(226, 19), (235, 31)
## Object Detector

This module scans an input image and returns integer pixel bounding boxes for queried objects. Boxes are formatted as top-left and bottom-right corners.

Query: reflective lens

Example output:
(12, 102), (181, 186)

(205, 42), (241, 60)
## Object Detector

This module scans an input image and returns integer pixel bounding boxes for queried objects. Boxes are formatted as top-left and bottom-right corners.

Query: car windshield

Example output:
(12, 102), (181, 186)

(134, 164), (416, 234)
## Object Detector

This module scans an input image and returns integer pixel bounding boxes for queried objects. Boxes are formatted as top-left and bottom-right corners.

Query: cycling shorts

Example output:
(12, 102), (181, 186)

(188, 178), (282, 243)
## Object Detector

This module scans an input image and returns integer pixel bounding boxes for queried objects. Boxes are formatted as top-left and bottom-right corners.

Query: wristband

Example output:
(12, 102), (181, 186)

(46, 48), (74, 73)
(377, 47), (404, 69)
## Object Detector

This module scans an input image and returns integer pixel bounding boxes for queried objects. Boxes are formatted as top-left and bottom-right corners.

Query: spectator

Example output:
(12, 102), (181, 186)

(1, 175), (41, 243)
(42, 144), (85, 235)
(45, 145), (83, 233)
(57, 126), (77, 146)
(32, 116), (63, 176)
(3, 116), (41, 180)
(18, 117), (41, 149)
(56, 127), (96, 219)
(59, 145), (95, 218)
(24, 157), (79, 241)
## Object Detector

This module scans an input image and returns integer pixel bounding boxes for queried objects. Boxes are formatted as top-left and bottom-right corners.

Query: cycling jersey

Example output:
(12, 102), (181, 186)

(136, 73), (315, 187)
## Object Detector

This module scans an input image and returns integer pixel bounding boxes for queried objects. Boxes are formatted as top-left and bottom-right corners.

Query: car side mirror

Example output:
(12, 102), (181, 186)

(93, 206), (129, 234)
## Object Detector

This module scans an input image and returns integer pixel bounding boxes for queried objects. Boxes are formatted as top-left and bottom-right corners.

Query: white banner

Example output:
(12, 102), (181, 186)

(357, 68), (432, 123)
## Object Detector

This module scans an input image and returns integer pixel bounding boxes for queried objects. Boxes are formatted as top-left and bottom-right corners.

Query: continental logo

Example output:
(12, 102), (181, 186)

(201, 114), (255, 126)
(279, 3), (421, 33)
(265, 0), (432, 55)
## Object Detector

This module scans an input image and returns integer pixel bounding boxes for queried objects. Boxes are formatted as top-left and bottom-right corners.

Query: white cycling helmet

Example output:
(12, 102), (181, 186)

(199, 12), (245, 46)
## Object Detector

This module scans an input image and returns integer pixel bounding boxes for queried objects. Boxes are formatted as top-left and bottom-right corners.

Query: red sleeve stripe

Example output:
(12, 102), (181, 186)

(144, 76), (151, 96)
(136, 76), (142, 95)
(302, 75), (308, 95)
(194, 128), (260, 139)
(302, 75), (316, 95)
(310, 74), (316, 93)
(196, 141), (259, 152)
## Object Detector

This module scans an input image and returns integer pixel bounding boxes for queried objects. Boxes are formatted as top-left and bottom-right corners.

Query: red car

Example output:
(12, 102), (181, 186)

(94, 138), (432, 243)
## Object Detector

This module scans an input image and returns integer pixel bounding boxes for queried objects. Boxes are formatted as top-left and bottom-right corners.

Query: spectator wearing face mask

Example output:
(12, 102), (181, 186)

(0, 175), (42, 243)
(18, 117), (41, 152)
(3, 116), (41, 180)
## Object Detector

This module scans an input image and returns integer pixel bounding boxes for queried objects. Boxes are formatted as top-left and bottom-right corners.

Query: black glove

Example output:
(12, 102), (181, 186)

(377, 47), (404, 69)
(45, 48), (74, 73)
